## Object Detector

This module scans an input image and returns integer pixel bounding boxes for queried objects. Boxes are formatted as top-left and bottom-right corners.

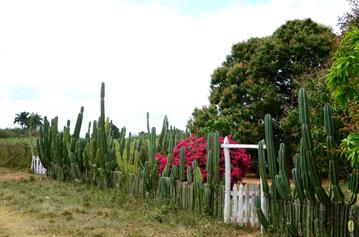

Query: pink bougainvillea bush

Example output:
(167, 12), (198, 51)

(155, 135), (251, 184)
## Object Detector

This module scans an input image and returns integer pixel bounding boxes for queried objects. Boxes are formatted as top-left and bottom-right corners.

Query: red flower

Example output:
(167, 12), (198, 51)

(155, 135), (251, 184)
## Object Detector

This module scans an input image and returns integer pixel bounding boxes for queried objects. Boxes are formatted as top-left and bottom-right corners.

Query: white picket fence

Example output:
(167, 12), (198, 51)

(230, 183), (261, 227)
(31, 156), (46, 175)
(222, 137), (267, 229)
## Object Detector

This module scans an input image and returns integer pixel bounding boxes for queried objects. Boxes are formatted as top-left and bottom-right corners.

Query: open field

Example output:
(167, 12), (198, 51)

(0, 167), (259, 237)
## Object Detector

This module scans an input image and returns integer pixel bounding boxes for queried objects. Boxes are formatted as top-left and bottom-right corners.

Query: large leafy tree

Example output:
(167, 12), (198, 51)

(188, 19), (336, 146)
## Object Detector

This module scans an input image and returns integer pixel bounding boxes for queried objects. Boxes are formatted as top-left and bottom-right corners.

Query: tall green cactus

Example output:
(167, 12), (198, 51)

(274, 143), (291, 199)
(264, 114), (279, 199)
(258, 140), (269, 194)
(37, 116), (51, 170)
(179, 146), (185, 181)
(213, 132), (220, 186)
(256, 87), (359, 235)
(298, 88), (331, 206)
(324, 104), (344, 202)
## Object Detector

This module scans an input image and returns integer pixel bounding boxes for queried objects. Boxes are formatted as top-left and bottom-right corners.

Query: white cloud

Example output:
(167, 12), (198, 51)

(0, 0), (349, 134)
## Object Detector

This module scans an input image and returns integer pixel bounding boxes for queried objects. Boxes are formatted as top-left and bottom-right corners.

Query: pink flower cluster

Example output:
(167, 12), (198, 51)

(155, 135), (251, 184)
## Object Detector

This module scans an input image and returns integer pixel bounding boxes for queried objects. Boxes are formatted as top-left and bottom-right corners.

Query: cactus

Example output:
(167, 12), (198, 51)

(256, 87), (359, 235)
(213, 132), (220, 186)
(37, 117), (51, 170)
(258, 141), (269, 196)
(187, 166), (193, 184)
(298, 88), (331, 206)
(324, 104), (344, 202)
(254, 196), (269, 230)
(115, 140), (140, 176)
(274, 143), (291, 199)
(264, 114), (278, 199)
(179, 146), (185, 181)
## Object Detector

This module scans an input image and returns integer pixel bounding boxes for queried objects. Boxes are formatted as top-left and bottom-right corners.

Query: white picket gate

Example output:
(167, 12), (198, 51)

(230, 183), (261, 227)
(31, 156), (46, 175)
(222, 137), (267, 229)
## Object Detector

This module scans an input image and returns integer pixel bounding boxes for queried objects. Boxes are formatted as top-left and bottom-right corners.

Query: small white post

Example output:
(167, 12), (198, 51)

(223, 136), (231, 223)
(260, 177), (267, 232)
(31, 156), (34, 173)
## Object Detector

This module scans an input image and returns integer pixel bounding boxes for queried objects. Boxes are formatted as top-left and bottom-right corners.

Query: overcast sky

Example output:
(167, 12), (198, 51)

(0, 0), (349, 134)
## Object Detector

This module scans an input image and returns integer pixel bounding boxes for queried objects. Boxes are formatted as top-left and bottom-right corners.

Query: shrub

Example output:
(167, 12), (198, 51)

(155, 135), (251, 184)
(0, 140), (31, 168)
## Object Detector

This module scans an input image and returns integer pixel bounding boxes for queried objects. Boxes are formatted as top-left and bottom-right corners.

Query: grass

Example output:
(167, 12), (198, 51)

(0, 167), (259, 237)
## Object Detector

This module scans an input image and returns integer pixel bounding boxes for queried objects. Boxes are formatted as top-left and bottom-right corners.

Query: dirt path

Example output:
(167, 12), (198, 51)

(0, 167), (30, 182)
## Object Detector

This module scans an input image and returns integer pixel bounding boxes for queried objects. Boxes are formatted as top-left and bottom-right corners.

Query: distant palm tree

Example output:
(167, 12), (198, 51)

(14, 111), (30, 129)
(28, 113), (43, 131)
(14, 112), (43, 156)
(14, 112), (43, 130)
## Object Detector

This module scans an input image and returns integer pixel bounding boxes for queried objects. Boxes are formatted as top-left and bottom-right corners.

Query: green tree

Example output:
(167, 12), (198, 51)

(188, 19), (336, 147)
(327, 27), (359, 132)
(327, 27), (359, 168)
(14, 112), (43, 131)
(14, 112), (43, 155)
(338, 0), (359, 33)
(27, 113), (43, 131)
(14, 112), (30, 129)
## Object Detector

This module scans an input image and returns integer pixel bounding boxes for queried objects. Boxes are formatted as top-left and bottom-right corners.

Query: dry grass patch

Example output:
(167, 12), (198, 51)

(0, 168), (259, 237)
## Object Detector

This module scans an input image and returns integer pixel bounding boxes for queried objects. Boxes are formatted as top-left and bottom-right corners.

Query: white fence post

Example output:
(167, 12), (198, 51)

(223, 136), (231, 223)
(221, 138), (267, 228)
(31, 156), (46, 175)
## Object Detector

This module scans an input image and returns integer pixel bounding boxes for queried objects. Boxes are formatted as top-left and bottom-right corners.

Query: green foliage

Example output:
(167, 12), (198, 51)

(0, 128), (27, 138)
(327, 26), (359, 170)
(327, 27), (359, 108)
(257, 88), (359, 235)
(36, 83), (119, 185)
(341, 133), (359, 169)
(188, 19), (336, 145)
(338, 0), (359, 33)
(0, 139), (31, 168)
(115, 139), (140, 176)
(14, 112), (43, 130)
(279, 69), (352, 176)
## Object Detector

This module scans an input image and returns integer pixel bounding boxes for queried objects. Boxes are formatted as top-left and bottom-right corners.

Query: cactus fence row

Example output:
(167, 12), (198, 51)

(34, 82), (259, 226)
(34, 82), (359, 235)
(253, 88), (359, 236)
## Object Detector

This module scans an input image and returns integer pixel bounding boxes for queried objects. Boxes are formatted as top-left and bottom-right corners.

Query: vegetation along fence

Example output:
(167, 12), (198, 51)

(253, 88), (359, 236)
(33, 83), (359, 235)
(32, 135), (262, 227)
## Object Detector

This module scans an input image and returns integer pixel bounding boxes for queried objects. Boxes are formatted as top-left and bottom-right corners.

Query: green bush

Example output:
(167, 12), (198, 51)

(0, 139), (31, 168)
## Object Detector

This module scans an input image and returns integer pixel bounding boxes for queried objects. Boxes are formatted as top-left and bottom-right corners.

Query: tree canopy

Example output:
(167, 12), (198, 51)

(14, 112), (43, 131)
(187, 19), (336, 145)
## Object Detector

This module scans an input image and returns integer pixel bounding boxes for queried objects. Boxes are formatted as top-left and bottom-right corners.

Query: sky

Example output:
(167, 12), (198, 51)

(0, 0), (350, 135)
